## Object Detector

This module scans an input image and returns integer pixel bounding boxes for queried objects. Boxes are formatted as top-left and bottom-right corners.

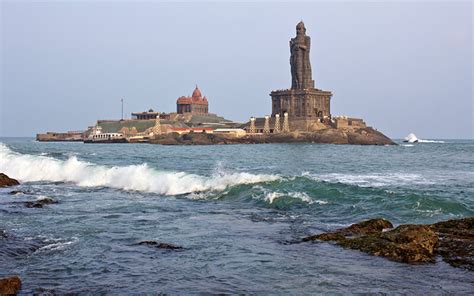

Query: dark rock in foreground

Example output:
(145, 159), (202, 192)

(303, 217), (474, 270)
(138, 241), (183, 250)
(0, 276), (22, 295)
(0, 173), (19, 188)
(150, 127), (395, 146)
(23, 197), (58, 208)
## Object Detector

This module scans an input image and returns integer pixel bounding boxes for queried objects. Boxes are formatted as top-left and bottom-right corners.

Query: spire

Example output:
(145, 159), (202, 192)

(192, 85), (202, 99)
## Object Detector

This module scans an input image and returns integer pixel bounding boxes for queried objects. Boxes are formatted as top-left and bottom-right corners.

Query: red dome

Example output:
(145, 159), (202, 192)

(192, 86), (202, 99)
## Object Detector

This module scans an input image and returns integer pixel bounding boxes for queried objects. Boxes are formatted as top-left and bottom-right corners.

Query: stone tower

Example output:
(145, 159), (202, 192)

(270, 22), (332, 122)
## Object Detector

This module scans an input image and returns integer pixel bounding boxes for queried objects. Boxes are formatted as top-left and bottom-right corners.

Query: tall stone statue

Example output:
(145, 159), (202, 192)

(290, 21), (314, 89)
(271, 21), (332, 120)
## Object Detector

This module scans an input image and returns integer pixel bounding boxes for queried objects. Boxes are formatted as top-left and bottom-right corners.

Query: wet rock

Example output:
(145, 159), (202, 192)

(303, 217), (474, 269)
(0, 173), (19, 188)
(343, 218), (394, 235)
(302, 218), (393, 242)
(0, 276), (21, 295)
(8, 190), (33, 195)
(23, 198), (57, 208)
(431, 217), (474, 271)
(138, 240), (183, 250)
(340, 225), (438, 263)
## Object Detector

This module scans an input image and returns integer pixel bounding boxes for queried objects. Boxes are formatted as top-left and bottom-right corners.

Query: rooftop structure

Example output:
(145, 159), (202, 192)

(131, 109), (161, 120)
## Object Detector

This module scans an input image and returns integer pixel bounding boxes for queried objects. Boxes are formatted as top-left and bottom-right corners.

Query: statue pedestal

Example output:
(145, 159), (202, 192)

(270, 88), (332, 119)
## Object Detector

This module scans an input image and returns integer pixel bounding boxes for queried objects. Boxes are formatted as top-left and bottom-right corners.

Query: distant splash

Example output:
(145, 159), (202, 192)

(0, 143), (281, 195)
(404, 133), (445, 144)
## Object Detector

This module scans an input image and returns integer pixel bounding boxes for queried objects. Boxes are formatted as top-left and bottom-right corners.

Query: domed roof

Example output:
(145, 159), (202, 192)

(192, 86), (202, 99)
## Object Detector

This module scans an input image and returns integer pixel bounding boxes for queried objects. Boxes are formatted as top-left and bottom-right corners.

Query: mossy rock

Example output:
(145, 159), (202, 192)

(339, 225), (438, 263)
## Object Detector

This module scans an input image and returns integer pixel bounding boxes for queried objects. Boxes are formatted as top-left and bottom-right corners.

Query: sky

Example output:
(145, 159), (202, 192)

(1, 0), (472, 139)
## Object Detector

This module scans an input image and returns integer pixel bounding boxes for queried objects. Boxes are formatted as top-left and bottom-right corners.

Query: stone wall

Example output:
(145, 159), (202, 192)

(334, 117), (367, 129)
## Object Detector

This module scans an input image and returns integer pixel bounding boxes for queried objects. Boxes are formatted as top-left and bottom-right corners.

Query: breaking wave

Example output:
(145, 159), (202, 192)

(0, 144), (280, 195)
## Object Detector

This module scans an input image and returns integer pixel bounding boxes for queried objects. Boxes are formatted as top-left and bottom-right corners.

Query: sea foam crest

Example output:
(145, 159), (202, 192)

(0, 144), (280, 195)
(309, 172), (435, 187)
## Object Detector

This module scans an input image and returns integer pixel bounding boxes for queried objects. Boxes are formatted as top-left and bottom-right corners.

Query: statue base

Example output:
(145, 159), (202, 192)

(270, 88), (332, 119)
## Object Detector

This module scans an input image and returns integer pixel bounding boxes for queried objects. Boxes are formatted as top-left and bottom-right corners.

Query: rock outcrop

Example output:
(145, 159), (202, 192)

(303, 217), (473, 270)
(0, 276), (21, 295)
(431, 218), (474, 270)
(150, 127), (395, 146)
(0, 173), (19, 188)
(23, 197), (58, 208)
(138, 241), (183, 250)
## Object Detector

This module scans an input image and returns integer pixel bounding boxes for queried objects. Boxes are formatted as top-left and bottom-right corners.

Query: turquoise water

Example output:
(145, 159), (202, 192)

(1, 138), (473, 293)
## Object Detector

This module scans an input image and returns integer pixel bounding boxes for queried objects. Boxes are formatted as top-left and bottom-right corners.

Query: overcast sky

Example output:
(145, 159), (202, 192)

(1, 1), (472, 139)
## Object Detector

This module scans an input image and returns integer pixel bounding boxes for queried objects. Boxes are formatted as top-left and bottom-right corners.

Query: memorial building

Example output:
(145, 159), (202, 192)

(177, 86), (209, 114)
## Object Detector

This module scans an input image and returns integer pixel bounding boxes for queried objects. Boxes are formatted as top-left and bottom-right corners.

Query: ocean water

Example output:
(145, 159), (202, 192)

(0, 138), (473, 293)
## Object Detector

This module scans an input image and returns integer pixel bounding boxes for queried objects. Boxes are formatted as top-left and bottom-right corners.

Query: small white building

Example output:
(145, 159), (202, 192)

(213, 128), (247, 137)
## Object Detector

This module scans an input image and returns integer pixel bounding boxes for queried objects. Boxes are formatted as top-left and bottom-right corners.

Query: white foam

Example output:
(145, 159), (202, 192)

(0, 144), (280, 196)
(38, 237), (79, 251)
(262, 190), (324, 205)
(417, 139), (445, 143)
(35, 195), (51, 201)
(311, 172), (434, 187)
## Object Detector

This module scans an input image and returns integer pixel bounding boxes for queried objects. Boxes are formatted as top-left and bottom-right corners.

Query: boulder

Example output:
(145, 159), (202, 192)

(0, 173), (19, 188)
(0, 276), (21, 295)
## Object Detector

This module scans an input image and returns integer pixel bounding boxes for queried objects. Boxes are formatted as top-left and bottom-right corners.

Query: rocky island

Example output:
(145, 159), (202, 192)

(37, 22), (393, 145)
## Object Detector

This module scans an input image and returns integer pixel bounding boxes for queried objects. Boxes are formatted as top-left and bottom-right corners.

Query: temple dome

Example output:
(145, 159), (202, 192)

(192, 86), (202, 99)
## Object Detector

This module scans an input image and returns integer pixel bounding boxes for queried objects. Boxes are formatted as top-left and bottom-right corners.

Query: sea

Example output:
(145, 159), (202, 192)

(0, 138), (473, 294)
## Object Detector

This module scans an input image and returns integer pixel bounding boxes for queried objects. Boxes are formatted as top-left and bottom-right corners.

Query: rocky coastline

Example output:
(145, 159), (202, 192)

(150, 127), (395, 146)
